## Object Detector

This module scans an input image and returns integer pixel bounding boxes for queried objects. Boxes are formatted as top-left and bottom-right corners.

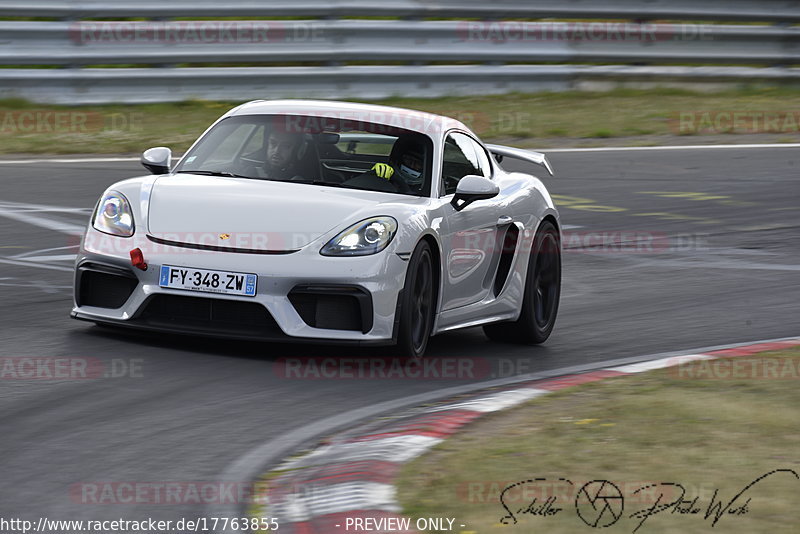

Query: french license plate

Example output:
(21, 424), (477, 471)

(159, 265), (257, 297)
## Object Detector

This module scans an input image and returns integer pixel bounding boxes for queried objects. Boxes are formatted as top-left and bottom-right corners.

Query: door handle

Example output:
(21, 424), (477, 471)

(497, 215), (513, 226)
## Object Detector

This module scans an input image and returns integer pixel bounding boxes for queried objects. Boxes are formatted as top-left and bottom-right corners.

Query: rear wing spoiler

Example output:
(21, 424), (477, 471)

(486, 144), (554, 177)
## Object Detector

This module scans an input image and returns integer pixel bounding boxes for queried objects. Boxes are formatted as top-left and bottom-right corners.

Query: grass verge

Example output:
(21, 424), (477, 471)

(396, 348), (800, 533)
(2, 87), (800, 155)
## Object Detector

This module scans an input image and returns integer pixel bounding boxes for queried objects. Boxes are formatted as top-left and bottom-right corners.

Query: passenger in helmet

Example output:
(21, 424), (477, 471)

(389, 136), (425, 191)
(344, 135), (427, 194)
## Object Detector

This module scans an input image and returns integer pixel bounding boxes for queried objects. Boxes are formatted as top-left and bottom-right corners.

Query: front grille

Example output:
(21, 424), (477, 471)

(146, 234), (299, 255)
(77, 266), (138, 309)
(138, 295), (281, 337)
(289, 286), (372, 333)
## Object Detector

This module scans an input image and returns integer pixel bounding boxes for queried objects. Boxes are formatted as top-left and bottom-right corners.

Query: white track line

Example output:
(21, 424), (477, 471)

(270, 482), (399, 523)
(0, 257), (73, 272)
(543, 143), (800, 153)
(0, 201), (91, 213)
(608, 354), (714, 374)
(426, 387), (547, 413)
(0, 206), (85, 235)
(0, 209), (84, 235)
(11, 244), (78, 260)
(0, 157), (139, 165)
(279, 435), (443, 470)
(16, 254), (76, 262)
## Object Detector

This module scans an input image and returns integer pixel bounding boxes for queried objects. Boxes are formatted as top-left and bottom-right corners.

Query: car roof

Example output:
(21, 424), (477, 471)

(227, 99), (473, 141)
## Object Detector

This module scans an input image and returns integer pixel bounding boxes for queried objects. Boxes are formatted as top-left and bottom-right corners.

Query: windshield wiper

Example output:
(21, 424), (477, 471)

(177, 170), (252, 179)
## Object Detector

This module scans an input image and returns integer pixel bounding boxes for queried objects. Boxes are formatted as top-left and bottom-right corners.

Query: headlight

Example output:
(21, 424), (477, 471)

(320, 216), (398, 256)
(93, 191), (134, 237)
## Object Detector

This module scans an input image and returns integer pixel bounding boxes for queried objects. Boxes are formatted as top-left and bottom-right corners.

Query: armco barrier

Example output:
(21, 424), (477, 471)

(0, 1), (798, 22)
(0, 0), (798, 103)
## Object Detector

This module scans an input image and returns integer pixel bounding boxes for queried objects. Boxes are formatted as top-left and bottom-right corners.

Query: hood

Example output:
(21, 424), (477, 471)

(146, 175), (394, 251)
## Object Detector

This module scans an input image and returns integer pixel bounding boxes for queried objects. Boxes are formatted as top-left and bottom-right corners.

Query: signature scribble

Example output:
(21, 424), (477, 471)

(628, 469), (798, 532)
(497, 469), (798, 531)
(575, 480), (625, 528)
(499, 477), (570, 524)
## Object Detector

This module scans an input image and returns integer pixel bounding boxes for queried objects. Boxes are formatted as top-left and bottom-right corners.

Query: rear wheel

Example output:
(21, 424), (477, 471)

(483, 220), (560, 344)
(396, 240), (435, 358)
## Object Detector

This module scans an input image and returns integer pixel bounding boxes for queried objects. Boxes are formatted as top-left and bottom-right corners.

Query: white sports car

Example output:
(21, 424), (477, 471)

(72, 100), (561, 357)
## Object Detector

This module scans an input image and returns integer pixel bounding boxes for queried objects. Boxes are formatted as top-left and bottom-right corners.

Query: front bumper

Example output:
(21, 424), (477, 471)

(71, 228), (408, 345)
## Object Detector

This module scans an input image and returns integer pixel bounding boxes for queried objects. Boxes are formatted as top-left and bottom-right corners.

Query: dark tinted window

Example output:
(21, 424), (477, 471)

(441, 132), (492, 195)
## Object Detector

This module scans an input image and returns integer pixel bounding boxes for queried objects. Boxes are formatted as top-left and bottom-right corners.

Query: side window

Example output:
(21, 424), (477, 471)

(471, 138), (492, 178)
(441, 132), (492, 196)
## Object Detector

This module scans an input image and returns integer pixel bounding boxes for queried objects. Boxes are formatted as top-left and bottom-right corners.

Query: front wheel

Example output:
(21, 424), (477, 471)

(396, 240), (435, 358)
(484, 220), (561, 344)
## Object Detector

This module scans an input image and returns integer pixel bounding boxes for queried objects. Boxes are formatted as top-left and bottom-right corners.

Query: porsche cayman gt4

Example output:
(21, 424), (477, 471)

(72, 100), (561, 357)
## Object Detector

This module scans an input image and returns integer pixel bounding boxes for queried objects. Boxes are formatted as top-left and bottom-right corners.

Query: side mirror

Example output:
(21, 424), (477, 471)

(141, 147), (172, 175)
(451, 175), (499, 212)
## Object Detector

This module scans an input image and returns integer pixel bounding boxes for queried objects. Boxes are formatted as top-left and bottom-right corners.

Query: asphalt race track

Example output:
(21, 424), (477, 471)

(1, 147), (799, 524)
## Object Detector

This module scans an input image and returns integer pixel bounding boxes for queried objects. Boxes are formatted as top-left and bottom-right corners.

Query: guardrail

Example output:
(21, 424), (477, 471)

(0, 0), (798, 22)
(0, 1), (798, 103)
(2, 21), (798, 67)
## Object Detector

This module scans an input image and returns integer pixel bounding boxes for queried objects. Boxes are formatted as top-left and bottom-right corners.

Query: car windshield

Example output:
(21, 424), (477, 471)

(175, 114), (434, 197)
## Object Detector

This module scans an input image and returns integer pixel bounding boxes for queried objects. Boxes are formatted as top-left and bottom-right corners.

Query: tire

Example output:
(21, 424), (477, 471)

(396, 240), (436, 358)
(483, 220), (561, 344)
